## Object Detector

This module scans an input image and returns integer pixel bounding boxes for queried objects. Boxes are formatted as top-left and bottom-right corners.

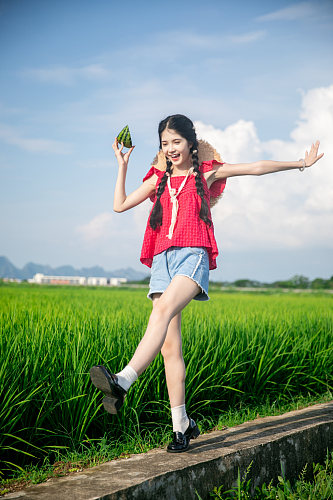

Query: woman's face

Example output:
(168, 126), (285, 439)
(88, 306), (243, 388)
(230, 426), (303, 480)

(160, 128), (192, 169)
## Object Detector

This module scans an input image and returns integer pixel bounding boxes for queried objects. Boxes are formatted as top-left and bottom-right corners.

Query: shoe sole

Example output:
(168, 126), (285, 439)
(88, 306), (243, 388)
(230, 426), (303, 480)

(166, 443), (190, 453)
(103, 396), (124, 414)
(90, 365), (126, 414)
(90, 366), (111, 393)
(89, 365), (123, 397)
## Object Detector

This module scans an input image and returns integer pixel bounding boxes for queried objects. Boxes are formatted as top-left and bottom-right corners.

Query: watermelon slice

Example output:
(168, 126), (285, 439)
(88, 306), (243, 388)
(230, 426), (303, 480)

(117, 125), (133, 148)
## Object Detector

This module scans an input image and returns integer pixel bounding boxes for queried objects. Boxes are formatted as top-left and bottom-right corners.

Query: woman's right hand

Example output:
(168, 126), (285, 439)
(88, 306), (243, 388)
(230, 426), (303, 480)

(112, 137), (135, 167)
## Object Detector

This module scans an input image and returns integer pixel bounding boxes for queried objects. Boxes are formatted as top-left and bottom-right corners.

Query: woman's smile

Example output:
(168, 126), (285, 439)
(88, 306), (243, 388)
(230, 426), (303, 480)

(161, 128), (191, 170)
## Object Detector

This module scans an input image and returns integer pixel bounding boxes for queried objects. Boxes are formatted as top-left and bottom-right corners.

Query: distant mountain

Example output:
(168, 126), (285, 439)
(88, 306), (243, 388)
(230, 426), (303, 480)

(0, 257), (18, 279)
(0, 256), (148, 281)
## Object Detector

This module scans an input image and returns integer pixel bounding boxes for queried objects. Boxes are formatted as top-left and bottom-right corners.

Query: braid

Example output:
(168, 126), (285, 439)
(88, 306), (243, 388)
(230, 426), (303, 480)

(192, 146), (212, 227)
(149, 159), (173, 230)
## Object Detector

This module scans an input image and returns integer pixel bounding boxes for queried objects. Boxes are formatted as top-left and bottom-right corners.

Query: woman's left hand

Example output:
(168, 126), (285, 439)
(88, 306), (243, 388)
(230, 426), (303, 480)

(304, 140), (324, 167)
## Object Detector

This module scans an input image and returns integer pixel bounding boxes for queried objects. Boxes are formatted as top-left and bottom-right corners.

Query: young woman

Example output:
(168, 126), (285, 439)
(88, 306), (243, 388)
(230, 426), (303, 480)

(90, 114), (324, 453)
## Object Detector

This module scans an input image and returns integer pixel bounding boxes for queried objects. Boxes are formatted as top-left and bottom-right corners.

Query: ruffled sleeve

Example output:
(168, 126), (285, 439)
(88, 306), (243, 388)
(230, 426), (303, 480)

(142, 166), (164, 202)
(200, 160), (227, 198)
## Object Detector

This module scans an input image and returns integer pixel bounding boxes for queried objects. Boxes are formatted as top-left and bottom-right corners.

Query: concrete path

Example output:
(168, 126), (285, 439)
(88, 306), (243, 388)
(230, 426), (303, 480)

(5, 400), (333, 500)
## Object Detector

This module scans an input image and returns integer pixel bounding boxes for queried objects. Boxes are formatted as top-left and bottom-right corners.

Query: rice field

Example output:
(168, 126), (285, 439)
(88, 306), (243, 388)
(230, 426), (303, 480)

(0, 283), (332, 477)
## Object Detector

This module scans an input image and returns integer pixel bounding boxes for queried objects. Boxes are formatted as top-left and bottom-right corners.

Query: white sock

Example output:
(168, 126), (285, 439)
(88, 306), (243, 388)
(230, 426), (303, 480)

(171, 404), (190, 434)
(115, 365), (138, 392)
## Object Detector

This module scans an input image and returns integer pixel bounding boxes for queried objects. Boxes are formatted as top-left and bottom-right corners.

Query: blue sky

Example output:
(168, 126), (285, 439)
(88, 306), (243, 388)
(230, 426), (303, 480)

(1, 0), (332, 281)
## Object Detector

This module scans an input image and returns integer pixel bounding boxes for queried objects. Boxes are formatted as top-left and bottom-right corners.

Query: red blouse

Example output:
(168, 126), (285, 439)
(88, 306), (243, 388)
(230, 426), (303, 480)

(140, 160), (226, 270)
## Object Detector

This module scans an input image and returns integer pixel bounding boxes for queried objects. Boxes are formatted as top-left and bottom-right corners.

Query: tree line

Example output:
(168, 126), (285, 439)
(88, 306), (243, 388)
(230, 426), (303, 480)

(130, 274), (333, 289)
(216, 274), (333, 289)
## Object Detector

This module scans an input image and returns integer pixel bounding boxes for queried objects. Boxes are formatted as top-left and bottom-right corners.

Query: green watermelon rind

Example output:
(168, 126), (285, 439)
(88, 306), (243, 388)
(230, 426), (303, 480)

(117, 125), (133, 148)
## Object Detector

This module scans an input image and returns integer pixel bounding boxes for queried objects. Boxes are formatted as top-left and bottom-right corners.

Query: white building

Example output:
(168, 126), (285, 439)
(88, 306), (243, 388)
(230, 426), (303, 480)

(109, 277), (127, 286)
(87, 277), (108, 286)
(30, 273), (127, 287)
(32, 273), (86, 285)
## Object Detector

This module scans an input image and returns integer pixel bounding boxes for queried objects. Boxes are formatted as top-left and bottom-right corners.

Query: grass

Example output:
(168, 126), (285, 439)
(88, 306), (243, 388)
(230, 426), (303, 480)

(0, 391), (332, 497)
(0, 283), (332, 482)
(196, 449), (333, 499)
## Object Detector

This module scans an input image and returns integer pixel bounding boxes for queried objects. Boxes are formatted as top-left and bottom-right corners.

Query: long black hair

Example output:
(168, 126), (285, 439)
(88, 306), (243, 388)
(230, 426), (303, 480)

(149, 114), (212, 230)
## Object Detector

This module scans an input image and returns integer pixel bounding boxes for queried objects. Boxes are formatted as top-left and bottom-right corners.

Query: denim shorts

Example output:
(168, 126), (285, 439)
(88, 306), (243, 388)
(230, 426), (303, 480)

(147, 246), (210, 301)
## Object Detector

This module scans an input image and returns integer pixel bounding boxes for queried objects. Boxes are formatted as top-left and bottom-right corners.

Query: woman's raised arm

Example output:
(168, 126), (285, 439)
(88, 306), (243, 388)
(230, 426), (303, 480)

(213, 140), (324, 179)
(112, 137), (157, 213)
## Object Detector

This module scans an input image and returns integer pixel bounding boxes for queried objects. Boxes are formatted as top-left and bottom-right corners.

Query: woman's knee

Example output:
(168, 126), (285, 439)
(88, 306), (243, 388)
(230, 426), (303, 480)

(152, 295), (183, 358)
(151, 298), (174, 324)
(161, 324), (183, 359)
(161, 340), (183, 360)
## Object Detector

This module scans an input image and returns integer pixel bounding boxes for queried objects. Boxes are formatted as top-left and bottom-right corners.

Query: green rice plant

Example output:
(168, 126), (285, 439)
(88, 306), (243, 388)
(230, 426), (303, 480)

(0, 284), (332, 477)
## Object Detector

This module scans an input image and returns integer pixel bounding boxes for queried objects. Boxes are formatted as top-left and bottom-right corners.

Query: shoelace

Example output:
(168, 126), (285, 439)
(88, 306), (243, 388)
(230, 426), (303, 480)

(166, 167), (194, 239)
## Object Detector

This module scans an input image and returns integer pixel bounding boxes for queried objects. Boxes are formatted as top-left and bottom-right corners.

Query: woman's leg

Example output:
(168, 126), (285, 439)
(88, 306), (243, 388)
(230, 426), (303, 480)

(152, 293), (185, 408)
(128, 275), (200, 376)
(152, 293), (193, 437)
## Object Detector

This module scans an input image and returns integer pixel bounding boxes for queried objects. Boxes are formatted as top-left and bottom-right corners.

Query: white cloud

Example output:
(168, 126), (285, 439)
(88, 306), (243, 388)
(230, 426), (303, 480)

(195, 119), (263, 163)
(76, 212), (114, 241)
(194, 83), (333, 251)
(133, 198), (152, 236)
(22, 63), (111, 86)
(155, 30), (266, 48)
(0, 123), (72, 154)
(292, 85), (333, 144)
(255, 2), (318, 22)
(155, 31), (220, 49)
(89, 28), (268, 75)
(76, 206), (147, 245)
(228, 30), (266, 44)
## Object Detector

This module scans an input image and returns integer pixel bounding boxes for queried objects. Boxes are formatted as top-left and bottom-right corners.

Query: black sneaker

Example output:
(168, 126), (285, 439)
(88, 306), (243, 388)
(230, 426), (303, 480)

(90, 365), (127, 414)
(167, 417), (200, 453)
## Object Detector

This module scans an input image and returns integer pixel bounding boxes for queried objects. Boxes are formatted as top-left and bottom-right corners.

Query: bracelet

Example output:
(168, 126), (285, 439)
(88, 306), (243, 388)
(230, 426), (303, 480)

(298, 158), (306, 171)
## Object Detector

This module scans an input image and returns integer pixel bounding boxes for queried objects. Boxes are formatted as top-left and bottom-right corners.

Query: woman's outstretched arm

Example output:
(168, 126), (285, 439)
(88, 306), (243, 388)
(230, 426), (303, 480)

(213, 140), (324, 179)
(112, 137), (157, 213)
